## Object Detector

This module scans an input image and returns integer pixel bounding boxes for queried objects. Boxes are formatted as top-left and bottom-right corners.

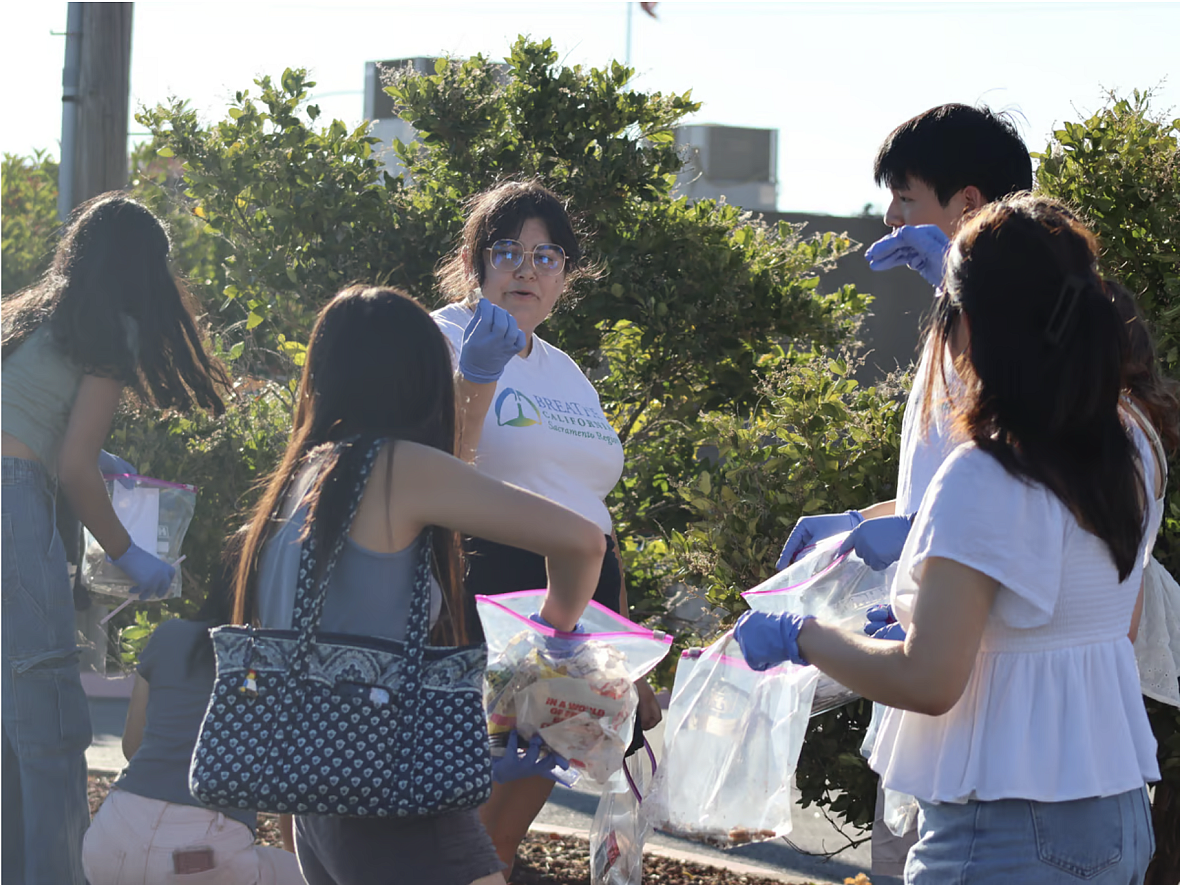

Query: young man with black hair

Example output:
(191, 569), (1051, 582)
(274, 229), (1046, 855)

(774, 103), (1032, 880)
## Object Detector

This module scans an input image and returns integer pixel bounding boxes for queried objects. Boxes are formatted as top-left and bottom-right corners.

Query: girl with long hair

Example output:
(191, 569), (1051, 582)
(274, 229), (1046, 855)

(1, 192), (227, 884)
(432, 180), (662, 874)
(735, 195), (1159, 883)
(236, 285), (605, 885)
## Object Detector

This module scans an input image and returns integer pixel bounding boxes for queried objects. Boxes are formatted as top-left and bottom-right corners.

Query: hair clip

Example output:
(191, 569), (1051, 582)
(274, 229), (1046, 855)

(1045, 274), (1086, 347)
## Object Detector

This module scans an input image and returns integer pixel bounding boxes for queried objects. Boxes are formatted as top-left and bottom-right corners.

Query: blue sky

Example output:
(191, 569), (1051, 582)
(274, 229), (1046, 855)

(4, 1), (1177, 215)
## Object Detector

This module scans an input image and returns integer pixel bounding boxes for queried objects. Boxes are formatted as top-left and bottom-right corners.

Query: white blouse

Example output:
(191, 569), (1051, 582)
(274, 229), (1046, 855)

(870, 441), (1160, 804)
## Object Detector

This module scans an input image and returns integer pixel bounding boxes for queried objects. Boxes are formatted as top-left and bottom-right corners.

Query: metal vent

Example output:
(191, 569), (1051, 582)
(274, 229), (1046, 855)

(706, 126), (774, 183)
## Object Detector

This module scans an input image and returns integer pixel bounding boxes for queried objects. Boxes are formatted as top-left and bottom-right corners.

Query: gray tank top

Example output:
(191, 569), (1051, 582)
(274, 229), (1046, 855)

(256, 464), (442, 640)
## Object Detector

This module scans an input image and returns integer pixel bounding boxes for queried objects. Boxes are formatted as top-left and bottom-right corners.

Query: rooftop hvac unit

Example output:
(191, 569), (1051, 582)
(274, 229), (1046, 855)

(674, 125), (778, 211)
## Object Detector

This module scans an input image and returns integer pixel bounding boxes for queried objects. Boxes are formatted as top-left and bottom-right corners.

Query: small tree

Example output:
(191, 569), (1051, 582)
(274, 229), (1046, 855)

(1, 151), (60, 295)
(1035, 89), (1180, 885)
(670, 350), (906, 833)
(139, 38), (873, 614)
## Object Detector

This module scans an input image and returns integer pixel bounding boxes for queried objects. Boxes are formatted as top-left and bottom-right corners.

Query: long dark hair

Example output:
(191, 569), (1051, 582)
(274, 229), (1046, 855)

(187, 525), (248, 673)
(436, 179), (586, 304)
(233, 285), (467, 644)
(1110, 281), (1180, 455)
(1, 192), (227, 414)
(925, 194), (1145, 579)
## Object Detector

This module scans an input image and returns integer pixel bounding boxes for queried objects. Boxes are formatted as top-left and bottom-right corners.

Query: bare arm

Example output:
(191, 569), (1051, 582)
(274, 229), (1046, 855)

(122, 673), (150, 760)
(57, 375), (132, 558)
(859, 499), (898, 519)
(797, 556), (998, 716)
(455, 376), (496, 462)
(390, 442), (605, 631)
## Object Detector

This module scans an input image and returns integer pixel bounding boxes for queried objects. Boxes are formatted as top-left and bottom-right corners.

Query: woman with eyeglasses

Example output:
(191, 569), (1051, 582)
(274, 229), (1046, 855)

(432, 180), (661, 876)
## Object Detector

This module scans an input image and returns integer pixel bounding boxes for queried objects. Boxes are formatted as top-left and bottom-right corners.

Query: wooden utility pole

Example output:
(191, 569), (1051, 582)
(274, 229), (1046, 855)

(60, 2), (133, 216)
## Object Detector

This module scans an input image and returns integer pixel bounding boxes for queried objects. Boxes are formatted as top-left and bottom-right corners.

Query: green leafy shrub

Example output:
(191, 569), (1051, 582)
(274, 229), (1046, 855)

(1035, 89), (1180, 885)
(138, 70), (402, 375)
(1, 151), (60, 295)
(104, 384), (292, 660)
(669, 349), (906, 832)
(137, 39), (871, 619)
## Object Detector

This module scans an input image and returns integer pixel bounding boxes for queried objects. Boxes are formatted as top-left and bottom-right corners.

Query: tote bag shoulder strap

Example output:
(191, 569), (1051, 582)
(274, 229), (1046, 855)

(289, 436), (385, 674)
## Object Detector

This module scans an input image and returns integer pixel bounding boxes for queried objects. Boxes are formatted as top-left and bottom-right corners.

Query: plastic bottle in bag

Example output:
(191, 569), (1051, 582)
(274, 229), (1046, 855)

(645, 635), (818, 848)
(590, 739), (656, 885)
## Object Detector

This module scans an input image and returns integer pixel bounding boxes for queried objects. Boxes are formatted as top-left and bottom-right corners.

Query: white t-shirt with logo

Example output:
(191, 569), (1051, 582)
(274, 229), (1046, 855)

(433, 302), (624, 535)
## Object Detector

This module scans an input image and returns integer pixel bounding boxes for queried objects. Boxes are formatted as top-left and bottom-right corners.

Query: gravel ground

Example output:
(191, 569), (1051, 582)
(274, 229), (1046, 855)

(88, 775), (870, 884)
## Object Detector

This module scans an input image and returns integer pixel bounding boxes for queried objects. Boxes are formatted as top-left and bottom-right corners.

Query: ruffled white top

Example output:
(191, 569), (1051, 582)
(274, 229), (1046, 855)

(870, 441), (1161, 803)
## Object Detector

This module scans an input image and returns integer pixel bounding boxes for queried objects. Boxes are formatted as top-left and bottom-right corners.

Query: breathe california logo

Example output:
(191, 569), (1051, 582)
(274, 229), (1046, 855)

(495, 388), (542, 427)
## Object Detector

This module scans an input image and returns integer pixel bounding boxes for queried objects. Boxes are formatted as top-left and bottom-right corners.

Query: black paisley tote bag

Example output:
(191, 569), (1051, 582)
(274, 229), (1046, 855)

(189, 438), (492, 817)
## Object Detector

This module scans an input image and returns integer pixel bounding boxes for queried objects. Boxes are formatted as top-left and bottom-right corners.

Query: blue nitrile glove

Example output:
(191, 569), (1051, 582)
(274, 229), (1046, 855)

(733, 610), (814, 671)
(864, 604), (906, 642)
(776, 511), (864, 571)
(111, 541), (175, 599)
(459, 298), (527, 384)
(865, 225), (951, 288)
(492, 730), (571, 785)
(98, 450), (136, 489)
(837, 514), (915, 571)
(528, 612), (587, 634)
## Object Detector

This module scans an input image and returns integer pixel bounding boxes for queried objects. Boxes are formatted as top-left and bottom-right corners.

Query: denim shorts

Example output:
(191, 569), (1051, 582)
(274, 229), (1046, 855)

(2, 456), (92, 884)
(906, 787), (1155, 884)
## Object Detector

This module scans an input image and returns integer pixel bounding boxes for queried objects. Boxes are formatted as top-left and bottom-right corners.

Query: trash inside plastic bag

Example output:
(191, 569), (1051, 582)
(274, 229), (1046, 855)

(645, 635), (818, 848)
(476, 591), (673, 785)
(590, 739), (656, 885)
(743, 530), (895, 715)
(81, 475), (196, 601)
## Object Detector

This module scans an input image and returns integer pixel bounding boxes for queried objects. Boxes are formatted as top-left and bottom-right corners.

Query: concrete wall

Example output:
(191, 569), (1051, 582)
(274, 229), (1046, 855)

(764, 211), (933, 383)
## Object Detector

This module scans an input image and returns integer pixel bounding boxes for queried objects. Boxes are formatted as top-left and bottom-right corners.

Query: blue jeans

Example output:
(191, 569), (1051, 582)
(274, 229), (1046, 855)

(2, 457), (91, 884)
(906, 787), (1155, 884)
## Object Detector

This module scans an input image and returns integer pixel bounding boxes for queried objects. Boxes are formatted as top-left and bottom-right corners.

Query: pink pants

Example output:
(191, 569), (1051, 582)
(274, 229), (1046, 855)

(83, 788), (304, 884)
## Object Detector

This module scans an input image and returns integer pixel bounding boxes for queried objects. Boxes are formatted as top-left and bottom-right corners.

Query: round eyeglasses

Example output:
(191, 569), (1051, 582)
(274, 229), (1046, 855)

(485, 239), (566, 276)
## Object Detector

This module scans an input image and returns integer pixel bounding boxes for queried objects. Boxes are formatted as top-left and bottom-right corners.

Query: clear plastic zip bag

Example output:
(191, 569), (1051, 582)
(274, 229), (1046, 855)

(742, 530), (896, 715)
(645, 635), (818, 848)
(590, 739), (656, 885)
(476, 590), (673, 785)
(81, 474), (197, 601)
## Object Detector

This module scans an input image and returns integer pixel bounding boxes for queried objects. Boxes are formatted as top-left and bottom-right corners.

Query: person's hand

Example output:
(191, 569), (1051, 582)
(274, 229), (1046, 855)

(635, 678), (662, 730)
(865, 225), (951, 288)
(459, 298), (527, 384)
(111, 541), (175, 599)
(733, 611), (813, 671)
(864, 604), (906, 641)
(529, 612), (586, 660)
(98, 450), (137, 489)
(492, 731), (571, 784)
(776, 511), (864, 571)
(528, 612), (586, 634)
(837, 514), (914, 571)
